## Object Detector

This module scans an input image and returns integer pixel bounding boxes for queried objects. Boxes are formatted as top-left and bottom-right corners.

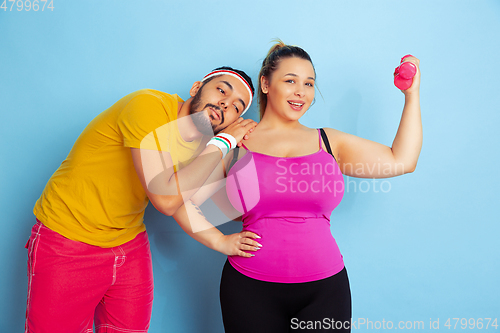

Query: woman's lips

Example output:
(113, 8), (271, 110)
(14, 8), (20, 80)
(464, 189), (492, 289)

(288, 100), (305, 111)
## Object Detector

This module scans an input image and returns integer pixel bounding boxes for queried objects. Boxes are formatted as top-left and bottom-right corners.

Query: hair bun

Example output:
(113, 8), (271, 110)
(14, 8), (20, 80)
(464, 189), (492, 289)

(269, 38), (286, 54)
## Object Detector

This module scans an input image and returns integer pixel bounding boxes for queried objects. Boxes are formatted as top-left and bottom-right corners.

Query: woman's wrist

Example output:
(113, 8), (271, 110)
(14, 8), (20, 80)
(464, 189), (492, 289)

(212, 233), (228, 255)
(403, 90), (420, 100)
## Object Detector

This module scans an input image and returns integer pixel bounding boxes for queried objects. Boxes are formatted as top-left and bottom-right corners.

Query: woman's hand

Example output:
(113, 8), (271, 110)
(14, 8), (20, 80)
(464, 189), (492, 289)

(399, 55), (421, 96)
(215, 231), (262, 257)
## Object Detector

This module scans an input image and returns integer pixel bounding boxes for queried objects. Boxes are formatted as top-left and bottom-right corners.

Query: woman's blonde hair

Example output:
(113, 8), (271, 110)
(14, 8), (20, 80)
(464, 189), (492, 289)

(258, 39), (315, 119)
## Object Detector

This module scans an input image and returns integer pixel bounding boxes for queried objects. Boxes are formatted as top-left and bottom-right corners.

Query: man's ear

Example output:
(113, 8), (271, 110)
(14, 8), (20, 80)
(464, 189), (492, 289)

(190, 81), (202, 97)
(260, 76), (269, 94)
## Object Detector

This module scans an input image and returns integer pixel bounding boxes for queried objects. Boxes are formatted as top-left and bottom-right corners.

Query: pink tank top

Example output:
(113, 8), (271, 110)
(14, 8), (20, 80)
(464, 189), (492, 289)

(225, 129), (345, 283)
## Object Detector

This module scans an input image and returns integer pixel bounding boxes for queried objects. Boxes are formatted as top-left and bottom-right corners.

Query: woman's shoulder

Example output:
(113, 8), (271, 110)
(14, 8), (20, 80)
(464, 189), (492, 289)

(319, 127), (348, 158)
(320, 127), (347, 140)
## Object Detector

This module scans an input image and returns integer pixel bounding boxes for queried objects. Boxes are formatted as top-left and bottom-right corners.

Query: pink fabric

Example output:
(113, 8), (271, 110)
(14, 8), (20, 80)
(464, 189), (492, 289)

(25, 220), (154, 333)
(226, 129), (345, 283)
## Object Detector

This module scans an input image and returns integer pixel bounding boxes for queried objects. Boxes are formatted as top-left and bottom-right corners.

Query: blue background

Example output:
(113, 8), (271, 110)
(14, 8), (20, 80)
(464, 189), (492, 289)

(1, 0), (499, 331)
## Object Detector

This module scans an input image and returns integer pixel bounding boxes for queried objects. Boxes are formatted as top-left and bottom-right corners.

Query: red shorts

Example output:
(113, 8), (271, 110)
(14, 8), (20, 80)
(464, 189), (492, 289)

(25, 220), (154, 333)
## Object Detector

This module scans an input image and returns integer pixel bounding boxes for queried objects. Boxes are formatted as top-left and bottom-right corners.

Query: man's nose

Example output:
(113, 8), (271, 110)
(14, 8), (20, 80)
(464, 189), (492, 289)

(219, 100), (228, 109)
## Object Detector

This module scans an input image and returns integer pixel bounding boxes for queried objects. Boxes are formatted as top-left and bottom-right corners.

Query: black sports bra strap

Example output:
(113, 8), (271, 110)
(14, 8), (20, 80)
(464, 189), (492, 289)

(319, 128), (338, 163)
(228, 147), (240, 171)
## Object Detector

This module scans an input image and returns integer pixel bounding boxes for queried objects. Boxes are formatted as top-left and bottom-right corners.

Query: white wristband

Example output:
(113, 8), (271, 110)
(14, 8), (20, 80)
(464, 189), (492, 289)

(206, 137), (229, 158)
(216, 133), (237, 149)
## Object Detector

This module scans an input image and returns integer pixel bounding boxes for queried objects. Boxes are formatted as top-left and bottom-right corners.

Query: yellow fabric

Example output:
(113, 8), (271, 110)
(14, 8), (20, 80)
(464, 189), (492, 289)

(34, 89), (202, 247)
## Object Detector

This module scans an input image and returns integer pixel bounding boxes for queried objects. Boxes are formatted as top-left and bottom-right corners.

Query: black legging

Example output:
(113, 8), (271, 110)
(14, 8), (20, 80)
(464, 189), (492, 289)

(220, 260), (352, 333)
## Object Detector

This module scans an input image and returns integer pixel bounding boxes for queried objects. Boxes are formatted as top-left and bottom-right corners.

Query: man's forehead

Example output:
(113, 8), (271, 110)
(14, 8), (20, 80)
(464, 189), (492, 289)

(215, 76), (251, 100)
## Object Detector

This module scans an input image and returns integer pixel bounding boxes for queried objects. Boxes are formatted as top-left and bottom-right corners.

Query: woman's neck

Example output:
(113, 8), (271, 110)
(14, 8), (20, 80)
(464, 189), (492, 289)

(258, 109), (304, 131)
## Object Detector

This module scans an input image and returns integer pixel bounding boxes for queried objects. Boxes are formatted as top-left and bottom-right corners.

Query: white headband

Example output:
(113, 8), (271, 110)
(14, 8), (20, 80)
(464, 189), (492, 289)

(201, 70), (253, 115)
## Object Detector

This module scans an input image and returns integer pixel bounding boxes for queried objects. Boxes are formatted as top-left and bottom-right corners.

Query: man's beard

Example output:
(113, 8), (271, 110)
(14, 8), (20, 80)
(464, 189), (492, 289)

(189, 86), (225, 135)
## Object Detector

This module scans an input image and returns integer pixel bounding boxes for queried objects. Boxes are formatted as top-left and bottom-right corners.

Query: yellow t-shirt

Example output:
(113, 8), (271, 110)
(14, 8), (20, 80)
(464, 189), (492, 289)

(34, 89), (202, 247)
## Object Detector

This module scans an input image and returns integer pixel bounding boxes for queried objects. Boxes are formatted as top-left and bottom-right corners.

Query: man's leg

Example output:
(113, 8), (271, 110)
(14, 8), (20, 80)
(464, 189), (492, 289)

(25, 220), (112, 333)
(94, 231), (154, 333)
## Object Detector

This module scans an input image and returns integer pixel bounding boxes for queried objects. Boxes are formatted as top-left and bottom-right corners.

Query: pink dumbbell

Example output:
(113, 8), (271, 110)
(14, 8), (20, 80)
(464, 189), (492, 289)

(394, 54), (417, 90)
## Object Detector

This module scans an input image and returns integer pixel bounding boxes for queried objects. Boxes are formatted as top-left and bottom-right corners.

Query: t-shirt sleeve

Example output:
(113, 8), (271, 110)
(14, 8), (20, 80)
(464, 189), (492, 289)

(117, 93), (172, 150)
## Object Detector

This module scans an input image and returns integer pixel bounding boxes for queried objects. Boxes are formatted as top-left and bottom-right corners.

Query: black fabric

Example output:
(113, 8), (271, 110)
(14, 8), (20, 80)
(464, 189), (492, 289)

(228, 147), (240, 171)
(319, 128), (337, 162)
(220, 260), (352, 333)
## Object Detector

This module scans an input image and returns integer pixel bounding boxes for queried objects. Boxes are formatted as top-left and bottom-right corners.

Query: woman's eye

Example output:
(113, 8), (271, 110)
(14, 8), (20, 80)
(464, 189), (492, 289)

(286, 79), (295, 83)
(218, 88), (225, 94)
(234, 105), (240, 113)
(306, 83), (314, 87)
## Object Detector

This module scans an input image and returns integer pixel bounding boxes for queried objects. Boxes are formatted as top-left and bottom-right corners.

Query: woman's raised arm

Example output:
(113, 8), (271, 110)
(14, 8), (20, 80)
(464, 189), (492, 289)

(329, 56), (422, 178)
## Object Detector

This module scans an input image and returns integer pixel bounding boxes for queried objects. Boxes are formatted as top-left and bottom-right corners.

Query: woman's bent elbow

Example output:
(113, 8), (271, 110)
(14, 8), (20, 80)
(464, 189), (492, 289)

(405, 163), (417, 174)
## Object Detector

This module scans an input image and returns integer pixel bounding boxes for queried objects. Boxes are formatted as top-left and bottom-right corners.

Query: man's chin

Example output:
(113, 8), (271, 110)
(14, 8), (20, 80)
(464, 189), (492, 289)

(188, 112), (212, 136)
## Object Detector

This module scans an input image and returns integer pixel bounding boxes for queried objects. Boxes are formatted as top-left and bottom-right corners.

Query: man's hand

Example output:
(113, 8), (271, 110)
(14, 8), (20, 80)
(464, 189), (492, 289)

(220, 117), (257, 147)
(214, 231), (262, 257)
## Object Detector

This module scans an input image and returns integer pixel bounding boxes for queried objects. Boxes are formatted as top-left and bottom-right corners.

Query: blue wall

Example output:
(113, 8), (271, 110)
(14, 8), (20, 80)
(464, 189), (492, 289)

(1, 1), (499, 331)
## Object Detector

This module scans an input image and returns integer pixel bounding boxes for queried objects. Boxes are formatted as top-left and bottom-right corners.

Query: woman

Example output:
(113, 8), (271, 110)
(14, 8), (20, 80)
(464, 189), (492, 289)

(173, 41), (422, 332)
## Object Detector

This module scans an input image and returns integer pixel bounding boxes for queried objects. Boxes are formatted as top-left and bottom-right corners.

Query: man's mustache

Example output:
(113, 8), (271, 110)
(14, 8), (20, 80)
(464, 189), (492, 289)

(204, 104), (225, 124)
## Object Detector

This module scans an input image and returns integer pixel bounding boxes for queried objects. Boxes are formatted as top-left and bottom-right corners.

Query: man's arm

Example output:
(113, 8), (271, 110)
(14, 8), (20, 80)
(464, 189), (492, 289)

(131, 146), (222, 215)
(189, 147), (245, 221)
(172, 199), (260, 257)
(131, 119), (256, 216)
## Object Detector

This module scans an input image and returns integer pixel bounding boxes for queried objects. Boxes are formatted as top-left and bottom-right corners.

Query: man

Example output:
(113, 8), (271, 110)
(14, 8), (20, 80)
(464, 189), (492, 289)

(25, 66), (256, 333)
